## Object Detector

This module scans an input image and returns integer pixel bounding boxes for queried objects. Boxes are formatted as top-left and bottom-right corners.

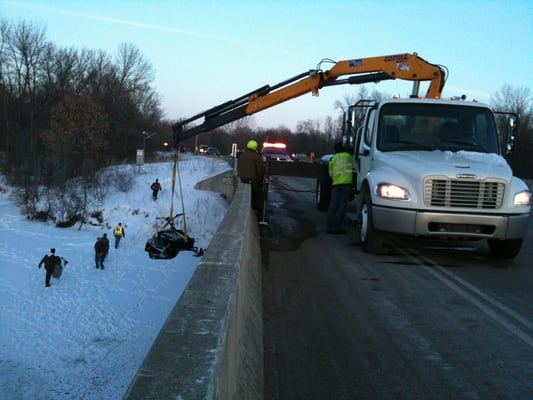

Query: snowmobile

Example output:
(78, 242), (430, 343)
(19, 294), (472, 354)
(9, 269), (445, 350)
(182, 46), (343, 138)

(145, 216), (204, 260)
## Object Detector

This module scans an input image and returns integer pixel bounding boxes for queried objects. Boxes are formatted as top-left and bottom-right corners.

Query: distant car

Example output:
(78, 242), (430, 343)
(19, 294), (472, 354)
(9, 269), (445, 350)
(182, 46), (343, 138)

(317, 154), (334, 164)
(206, 146), (221, 156)
(291, 152), (312, 162)
(198, 144), (209, 154)
(263, 153), (293, 162)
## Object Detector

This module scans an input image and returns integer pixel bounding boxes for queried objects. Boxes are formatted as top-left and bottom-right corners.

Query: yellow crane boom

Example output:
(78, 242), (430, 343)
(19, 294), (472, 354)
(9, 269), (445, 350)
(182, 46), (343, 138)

(173, 52), (446, 144)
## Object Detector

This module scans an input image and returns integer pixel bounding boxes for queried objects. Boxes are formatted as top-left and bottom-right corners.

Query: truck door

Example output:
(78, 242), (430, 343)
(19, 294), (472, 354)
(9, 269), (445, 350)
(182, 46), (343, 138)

(356, 107), (377, 191)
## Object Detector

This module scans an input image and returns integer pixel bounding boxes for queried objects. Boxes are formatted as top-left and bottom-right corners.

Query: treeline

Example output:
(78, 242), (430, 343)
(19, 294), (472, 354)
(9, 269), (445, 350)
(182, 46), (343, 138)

(0, 19), (162, 188)
(0, 19), (343, 187)
(176, 116), (342, 160)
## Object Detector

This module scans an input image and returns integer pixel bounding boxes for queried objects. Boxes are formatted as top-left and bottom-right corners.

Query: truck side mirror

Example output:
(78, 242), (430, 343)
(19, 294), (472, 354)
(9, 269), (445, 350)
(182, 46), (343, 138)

(505, 115), (517, 155)
(342, 134), (355, 153)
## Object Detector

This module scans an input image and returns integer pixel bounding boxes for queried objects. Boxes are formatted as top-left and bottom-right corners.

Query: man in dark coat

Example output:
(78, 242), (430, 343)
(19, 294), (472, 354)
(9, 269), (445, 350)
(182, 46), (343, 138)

(38, 248), (61, 287)
(237, 140), (265, 220)
(101, 233), (110, 260)
(150, 179), (162, 200)
(95, 237), (106, 269)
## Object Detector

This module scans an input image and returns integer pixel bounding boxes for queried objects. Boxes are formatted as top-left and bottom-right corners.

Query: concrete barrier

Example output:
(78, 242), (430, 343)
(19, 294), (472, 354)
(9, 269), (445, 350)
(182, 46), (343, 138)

(194, 169), (237, 201)
(123, 177), (263, 400)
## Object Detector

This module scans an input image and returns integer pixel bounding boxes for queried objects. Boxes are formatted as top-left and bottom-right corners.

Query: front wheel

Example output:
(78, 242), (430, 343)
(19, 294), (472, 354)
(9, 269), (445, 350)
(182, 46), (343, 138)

(487, 238), (522, 259)
(316, 178), (332, 211)
(357, 191), (384, 253)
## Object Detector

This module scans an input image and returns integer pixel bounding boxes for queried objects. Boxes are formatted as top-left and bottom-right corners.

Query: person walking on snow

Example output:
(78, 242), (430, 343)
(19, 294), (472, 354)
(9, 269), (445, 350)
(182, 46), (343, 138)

(38, 248), (61, 287)
(101, 233), (110, 260)
(113, 223), (125, 248)
(94, 237), (106, 269)
(150, 179), (162, 200)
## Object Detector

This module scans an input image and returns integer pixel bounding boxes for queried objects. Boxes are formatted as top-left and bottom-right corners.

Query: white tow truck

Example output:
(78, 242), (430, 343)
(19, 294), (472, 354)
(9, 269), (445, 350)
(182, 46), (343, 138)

(171, 52), (530, 258)
(345, 97), (530, 258)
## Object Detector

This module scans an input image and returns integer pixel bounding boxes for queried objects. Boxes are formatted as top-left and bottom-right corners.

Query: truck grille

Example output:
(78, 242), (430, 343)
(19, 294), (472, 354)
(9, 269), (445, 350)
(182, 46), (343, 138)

(424, 178), (505, 209)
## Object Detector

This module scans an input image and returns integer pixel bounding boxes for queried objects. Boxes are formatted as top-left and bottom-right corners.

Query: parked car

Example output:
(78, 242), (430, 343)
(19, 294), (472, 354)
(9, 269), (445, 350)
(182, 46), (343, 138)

(263, 153), (293, 162)
(206, 146), (221, 156)
(291, 152), (312, 162)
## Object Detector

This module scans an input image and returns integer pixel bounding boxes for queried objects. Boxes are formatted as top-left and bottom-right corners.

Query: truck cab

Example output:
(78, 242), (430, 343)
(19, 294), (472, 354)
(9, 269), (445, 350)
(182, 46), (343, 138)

(347, 98), (530, 258)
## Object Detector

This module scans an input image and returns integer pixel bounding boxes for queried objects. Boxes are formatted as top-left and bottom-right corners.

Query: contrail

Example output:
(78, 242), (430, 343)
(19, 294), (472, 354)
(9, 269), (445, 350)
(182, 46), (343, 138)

(8, 1), (236, 42)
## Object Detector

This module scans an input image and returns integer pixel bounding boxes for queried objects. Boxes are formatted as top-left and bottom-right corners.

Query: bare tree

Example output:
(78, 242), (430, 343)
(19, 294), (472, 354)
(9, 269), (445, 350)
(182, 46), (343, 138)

(115, 43), (161, 121)
(73, 48), (114, 97)
(295, 119), (322, 136)
(0, 20), (11, 160)
(491, 84), (533, 178)
(102, 43), (161, 159)
(333, 86), (385, 115)
(5, 21), (49, 127)
(42, 46), (78, 95)
(226, 117), (256, 151)
(116, 43), (153, 97)
(1, 20), (51, 195)
(323, 115), (341, 141)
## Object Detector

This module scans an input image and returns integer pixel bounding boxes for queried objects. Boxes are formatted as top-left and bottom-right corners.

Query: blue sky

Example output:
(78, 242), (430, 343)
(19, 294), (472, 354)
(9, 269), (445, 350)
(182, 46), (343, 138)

(1, 0), (532, 130)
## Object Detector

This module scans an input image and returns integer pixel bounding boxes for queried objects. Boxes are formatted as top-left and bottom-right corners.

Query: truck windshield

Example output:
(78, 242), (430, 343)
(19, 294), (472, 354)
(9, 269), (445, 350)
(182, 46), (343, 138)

(377, 103), (500, 154)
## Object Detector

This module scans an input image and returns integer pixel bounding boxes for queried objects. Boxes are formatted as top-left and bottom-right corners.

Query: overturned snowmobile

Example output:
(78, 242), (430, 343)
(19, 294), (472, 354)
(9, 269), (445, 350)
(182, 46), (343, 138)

(145, 214), (204, 260)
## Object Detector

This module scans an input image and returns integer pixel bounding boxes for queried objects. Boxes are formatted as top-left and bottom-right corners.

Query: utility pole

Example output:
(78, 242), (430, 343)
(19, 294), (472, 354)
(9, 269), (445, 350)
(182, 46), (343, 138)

(137, 131), (158, 165)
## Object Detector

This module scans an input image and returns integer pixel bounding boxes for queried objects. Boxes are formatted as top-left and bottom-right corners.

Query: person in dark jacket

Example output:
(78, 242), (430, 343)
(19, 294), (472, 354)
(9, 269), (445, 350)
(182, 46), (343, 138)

(150, 179), (162, 200)
(94, 237), (106, 269)
(237, 140), (265, 220)
(38, 248), (61, 287)
(101, 233), (110, 260)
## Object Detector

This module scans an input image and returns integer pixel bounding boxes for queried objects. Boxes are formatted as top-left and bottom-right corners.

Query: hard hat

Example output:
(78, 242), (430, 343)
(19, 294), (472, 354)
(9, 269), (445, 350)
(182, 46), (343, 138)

(247, 140), (258, 150)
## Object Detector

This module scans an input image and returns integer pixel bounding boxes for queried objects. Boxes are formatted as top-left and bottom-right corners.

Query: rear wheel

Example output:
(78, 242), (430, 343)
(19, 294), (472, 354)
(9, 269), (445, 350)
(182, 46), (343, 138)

(487, 238), (522, 259)
(316, 178), (332, 211)
(357, 191), (384, 253)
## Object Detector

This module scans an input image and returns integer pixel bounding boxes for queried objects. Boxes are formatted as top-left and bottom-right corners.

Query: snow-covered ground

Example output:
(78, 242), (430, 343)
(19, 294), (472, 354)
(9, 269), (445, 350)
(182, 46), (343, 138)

(0, 154), (231, 400)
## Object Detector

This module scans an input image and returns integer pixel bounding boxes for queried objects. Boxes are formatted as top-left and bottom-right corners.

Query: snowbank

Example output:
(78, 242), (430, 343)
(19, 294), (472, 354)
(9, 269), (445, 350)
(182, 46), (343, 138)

(0, 155), (231, 399)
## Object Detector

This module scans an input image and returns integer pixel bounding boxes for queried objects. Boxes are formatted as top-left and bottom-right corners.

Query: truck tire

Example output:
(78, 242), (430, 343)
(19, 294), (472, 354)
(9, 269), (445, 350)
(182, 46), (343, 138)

(316, 178), (331, 211)
(357, 191), (384, 253)
(487, 238), (522, 259)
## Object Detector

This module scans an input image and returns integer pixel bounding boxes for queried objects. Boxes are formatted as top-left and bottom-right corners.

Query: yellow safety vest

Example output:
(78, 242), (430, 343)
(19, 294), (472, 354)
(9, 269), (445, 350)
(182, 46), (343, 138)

(329, 152), (354, 186)
(114, 226), (123, 236)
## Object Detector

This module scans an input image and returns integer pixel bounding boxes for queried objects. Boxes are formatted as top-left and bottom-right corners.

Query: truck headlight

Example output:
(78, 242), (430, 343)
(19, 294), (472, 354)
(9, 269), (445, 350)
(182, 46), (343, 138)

(376, 183), (410, 200)
(514, 190), (531, 206)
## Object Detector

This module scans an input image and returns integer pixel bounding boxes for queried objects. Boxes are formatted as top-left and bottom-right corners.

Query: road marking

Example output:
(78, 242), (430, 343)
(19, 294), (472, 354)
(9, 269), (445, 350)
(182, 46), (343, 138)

(402, 252), (533, 348)
(433, 265), (533, 331)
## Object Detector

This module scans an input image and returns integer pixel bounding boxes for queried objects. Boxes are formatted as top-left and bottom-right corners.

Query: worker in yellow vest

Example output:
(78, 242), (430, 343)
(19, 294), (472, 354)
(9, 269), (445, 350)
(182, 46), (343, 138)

(113, 222), (125, 248)
(326, 142), (355, 234)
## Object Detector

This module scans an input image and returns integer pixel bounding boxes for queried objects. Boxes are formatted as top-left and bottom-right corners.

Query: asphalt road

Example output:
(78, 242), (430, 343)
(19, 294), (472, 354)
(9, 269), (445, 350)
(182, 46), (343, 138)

(261, 176), (533, 400)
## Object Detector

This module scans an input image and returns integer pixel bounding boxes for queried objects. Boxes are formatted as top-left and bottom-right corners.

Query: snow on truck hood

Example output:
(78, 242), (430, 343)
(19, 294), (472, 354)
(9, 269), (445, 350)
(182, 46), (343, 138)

(373, 150), (513, 181)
